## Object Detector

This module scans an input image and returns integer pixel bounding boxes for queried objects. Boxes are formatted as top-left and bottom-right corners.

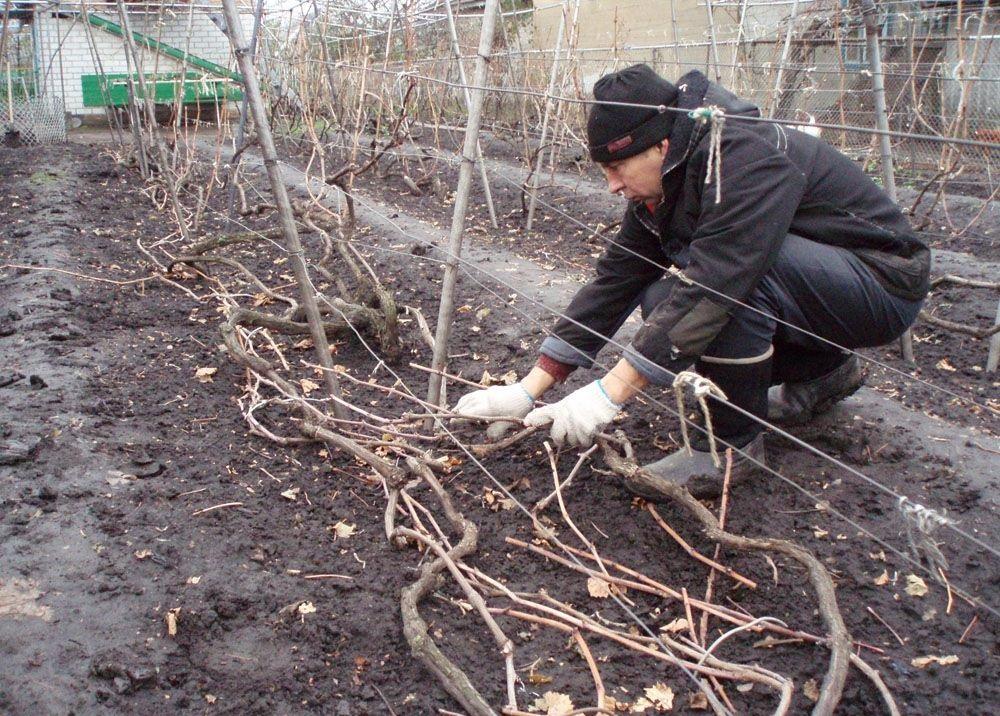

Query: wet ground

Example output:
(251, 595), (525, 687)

(1, 140), (998, 715)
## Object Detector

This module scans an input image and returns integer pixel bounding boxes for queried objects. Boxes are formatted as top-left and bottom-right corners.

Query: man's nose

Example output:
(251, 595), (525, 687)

(607, 175), (624, 195)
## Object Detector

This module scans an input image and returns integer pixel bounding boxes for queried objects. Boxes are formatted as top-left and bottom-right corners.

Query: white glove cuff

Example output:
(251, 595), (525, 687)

(593, 380), (621, 410)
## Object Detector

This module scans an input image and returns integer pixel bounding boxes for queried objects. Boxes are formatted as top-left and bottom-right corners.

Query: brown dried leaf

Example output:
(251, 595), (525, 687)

(329, 521), (356, 539)
(873, 570), (890, 586)
(165, 608), (180, 637)
(645, 683), (674, 710)
(688, 692), (708, 710)
(911, 654), (959, 668)
(587, 576), (612, 598)
(905, 574), (928, 597)
(803, 678), (820, 702)
(660, 617), (689, 634)
(531, 690), (574, 715)
(194, 366), (217, 383)
(300, 378), (320, 395)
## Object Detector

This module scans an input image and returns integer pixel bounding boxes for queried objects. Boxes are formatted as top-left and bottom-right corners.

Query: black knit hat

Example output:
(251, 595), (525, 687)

(587, 64), (679, 163)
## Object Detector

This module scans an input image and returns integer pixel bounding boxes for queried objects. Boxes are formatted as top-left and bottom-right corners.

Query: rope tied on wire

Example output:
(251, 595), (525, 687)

(898, 496), (956, 577)
(689, 105), (726, 204)
(672, 370), (727, 467)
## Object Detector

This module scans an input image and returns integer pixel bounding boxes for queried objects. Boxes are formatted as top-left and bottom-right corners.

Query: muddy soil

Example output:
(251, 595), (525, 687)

(1, 141), (998, 715)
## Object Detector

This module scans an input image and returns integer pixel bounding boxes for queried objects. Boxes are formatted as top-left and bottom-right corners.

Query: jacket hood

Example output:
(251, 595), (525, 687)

(660, 70), (760, 177)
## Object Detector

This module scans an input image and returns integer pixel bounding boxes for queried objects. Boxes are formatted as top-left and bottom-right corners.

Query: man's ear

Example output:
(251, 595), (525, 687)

(659, 140), (670, 158)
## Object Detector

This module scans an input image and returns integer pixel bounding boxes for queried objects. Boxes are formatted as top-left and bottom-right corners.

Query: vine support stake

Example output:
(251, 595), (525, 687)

(220, 0), (347, 420)
(225, 0), (265, 220)
(859, 0), (913, 363)
(443, 0), (499, 230)
(524, 0), (566, 234)
(425, 0), (501, 418)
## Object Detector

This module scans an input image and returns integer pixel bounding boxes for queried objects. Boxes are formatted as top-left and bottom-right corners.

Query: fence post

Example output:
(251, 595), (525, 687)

(443, 0), (499, 230)
(524, 1), (566, 234)
(425, 0), (502, 413)
(769, 0), (800, 118)
(860, 0), (914, 363)
(987, 301), (1000, 372)
(220, 0), (348, 420)
(225, 0), (264, 219)
(704, 0), (723, 83)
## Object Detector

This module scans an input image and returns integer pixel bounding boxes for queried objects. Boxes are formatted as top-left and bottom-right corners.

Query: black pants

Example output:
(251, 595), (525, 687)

(641, 234), (923, 383)
(641, 234), (923, 444)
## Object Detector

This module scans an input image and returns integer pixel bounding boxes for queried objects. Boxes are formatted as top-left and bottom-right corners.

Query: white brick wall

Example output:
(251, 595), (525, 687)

(35, 10), (251, 115)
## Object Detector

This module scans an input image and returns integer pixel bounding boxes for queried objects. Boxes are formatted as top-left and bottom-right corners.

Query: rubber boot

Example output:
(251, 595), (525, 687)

(767, 353), (865, 426)
(636, 355), (771, 500)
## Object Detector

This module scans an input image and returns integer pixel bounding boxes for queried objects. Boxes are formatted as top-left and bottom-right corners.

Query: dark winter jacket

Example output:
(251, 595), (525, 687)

(541, 71), (930, 381)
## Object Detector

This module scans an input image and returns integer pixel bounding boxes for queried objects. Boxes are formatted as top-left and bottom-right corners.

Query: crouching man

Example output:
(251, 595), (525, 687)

(456, 64), (928, 498)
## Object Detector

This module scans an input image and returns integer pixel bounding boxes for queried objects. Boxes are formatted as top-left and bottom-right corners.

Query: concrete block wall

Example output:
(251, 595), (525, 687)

(35, 9), (248, 116)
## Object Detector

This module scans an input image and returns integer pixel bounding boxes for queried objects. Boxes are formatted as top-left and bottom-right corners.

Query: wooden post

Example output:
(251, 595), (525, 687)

(987, 300), (1000, 372)
(115, 0), (189, 243)
(859, 0), (913, 362)
(220, 0), (348, 419)
(443, 0), (498, 229)
(425, 0), (502, 413)
(768, 0), (800, 118)
(226, 0), (265, 218)
(704, 0), (723, 83)
(113, 3), (149, 176)
(524, 1), (565, 233)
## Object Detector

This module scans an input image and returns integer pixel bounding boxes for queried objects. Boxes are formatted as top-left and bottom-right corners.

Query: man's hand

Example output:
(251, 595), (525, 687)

(524, 380), (621, 448)
(453, 383), (535, 441)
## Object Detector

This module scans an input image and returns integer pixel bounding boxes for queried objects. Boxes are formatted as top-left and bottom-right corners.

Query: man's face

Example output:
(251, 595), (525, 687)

(599, 141), (670, 203)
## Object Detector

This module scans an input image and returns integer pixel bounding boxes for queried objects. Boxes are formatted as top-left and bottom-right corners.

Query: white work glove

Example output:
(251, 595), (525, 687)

(453, 383), (535, 441)
(524, 380), (621, 448)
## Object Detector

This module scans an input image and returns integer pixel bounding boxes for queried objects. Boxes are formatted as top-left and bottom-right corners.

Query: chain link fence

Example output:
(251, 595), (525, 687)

(2, 95), (67, 146)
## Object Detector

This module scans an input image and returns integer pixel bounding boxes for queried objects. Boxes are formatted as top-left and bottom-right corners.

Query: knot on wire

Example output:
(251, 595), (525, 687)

(898, 497), (956, 577)
(689, 105), (725, 204)
(672, 371), (727, 468)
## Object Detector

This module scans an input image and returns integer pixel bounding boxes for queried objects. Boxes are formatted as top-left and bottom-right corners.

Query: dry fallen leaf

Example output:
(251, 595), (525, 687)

(194, 366), (217, 383)
(911, 654), (958, 668)
(587, 576), (612, 598)
(329, 521), (357, 539)
(646, 683), (674, 710)
(935, 358), (957, 372)
(532, 690), (574, 715)
(165, 608), (180, 637)
(527, 668), (553, 685)
(300, 378), (320, 395)
(134, 549), (152, 560)
(204, 694), (217, 704)
(297, 602), (316, 619)
(812, 526), (829, 539)
(905, 574), (929, 597)
(280, 487), (300, 501)
(186, 576), (201, 585)
(873, 570), (890, 586)
(688, 691), (708, 710)
(803, 678), (820, 702)
(660, 617), (690, 634)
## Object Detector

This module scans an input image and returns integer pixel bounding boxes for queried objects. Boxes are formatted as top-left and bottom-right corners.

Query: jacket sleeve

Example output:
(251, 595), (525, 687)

(540, 206), (668, 368)
(629, 129), (807, 380)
